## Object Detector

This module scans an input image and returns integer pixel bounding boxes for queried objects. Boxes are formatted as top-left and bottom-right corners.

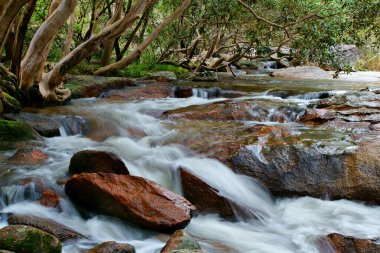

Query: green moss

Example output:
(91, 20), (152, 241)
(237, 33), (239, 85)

(3, 92), (21, 110)
(0, 120), (35, 141)
(67, 62), (101, 75)
(0, 226), (62, 253)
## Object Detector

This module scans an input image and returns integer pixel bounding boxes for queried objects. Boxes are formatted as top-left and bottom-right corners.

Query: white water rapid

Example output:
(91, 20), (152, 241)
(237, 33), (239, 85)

(1, 95), (380, 253)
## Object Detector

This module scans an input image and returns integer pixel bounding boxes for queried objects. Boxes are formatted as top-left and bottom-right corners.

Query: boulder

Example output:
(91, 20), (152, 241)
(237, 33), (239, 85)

(8, 147), (48, 165)
(300, 91), (380, 132)
(102, 84), (171, 101)
(143, 71), (177, 82)
(0, 225), (62, 253)
(192, 72), (218, 82)
(326, 233), (380, 253)
(162, 100), (254, 121)
(65, 173), (195, 232)
(161, 230), (203, 253)
(270, 66), (332, 80)
(232, 137), (380, 203)
(7, 214), (85, 242)
(65, 75), (135, 98)
(5, 113), (61, 137)
(173, 86), (193, 98)
(69, 150), (129, 175)
(0, 120), (38, 141)
(86, 241), (135, 253)
(180, 169), (234, 219)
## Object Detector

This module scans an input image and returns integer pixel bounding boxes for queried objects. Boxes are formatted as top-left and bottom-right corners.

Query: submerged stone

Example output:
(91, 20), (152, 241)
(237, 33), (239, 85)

(86, 241), (135, 253)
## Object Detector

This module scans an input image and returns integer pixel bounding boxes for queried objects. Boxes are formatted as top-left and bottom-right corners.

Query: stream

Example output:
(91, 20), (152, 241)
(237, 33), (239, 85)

(1, 77), (380, 253)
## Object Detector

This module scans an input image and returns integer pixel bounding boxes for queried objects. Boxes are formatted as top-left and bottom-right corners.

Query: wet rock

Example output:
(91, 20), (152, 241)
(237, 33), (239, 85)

(102, 83), (171, 101)
(326, 233), (380, 253)
(162, 100), (253, 121)
(66, 75), (135, 98)
(192, 71), (218, 82)
(232, 138), (380, 203)
(8, 147), (48, 165)
(15, 178), (61, 209)
(300, 91), (380, 129)
(179, 169), (234, 219)
(173, 86), (193, 98)
(161, 230), (203, 253)
(0, 120), (38, 141)
(270, 66), (332, 79)
(69, 150), (129, 175)
(38, 190), (61, 209)
(7, 214), (85, 242)
(143, 71), (177, 82)
(65, 173), (195, 232)
(0, 225), (62, 253)
(5, 113), (61, 137)
(86, 241), (135, 253)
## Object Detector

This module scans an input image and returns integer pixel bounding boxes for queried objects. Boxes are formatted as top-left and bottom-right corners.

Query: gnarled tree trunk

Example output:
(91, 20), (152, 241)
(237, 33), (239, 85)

(63, 13), (76, 56)
(94, 0), (191, 76)
(11, 0), (38, 77)
(20, 0), (77, 96)
(101, 0), (123, 66)
(0, 0), (31, 55)
(40, 0), (158, 102)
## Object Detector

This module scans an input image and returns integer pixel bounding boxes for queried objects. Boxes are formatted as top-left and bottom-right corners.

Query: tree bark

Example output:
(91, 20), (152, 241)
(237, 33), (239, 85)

(63, 13), (76, 56)
(40, 0), (158, 101)
(0, 0), (31, 56)
(101, 0), (123, 66)
(95, 0), (191, 76)
(20, 0), (77, 93)
(11, 0), (37, 77)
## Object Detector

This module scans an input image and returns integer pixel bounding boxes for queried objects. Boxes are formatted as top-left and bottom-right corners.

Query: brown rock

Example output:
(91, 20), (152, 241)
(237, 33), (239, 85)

(162, 100), (253, 121)
(86, 241), (135, 253)
(69, 150), (129, 175)
(65, 173), (195, 232)
(7, 214), (85, 242)
(173, 86), (193, 98)
(161, 230), (202, 253)
(326, 233), (380, 253)
(8, 148), (48, 165)
(39, 190), (61, 208)
(180, 169), (234, 219)
(103, 84), (171, 101)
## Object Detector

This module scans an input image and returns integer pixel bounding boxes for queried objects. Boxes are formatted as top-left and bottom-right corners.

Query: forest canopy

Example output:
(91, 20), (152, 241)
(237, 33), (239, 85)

(0, 0), (380, 106)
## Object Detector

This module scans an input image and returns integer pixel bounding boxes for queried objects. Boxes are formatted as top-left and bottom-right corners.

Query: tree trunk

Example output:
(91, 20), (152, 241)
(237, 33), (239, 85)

(11, 0), (37, 77)
(40, 0), (158, 102)
(0, 0), (31, 56)
(20, 0), (77, 93)
(101, 0), (123, 66)
(63, 13), (76, 56)
(94, 0), (191, 76)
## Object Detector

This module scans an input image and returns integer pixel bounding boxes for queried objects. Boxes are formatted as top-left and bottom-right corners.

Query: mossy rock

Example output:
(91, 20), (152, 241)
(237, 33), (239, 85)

(3, 92), (21, 112)
(0, 225), (62, 253)
(0, 120), (37, 141)
(3, 92), (21, 113)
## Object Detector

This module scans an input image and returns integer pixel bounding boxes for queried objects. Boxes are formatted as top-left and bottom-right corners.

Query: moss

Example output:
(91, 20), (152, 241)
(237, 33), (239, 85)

(3, 92), (21, 110)
(0, 226), (62, 253)
(0, 120), (35, 141)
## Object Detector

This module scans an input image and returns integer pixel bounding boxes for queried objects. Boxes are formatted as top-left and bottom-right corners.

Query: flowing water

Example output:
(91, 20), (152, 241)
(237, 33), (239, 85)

(1, 78), (380, 253)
